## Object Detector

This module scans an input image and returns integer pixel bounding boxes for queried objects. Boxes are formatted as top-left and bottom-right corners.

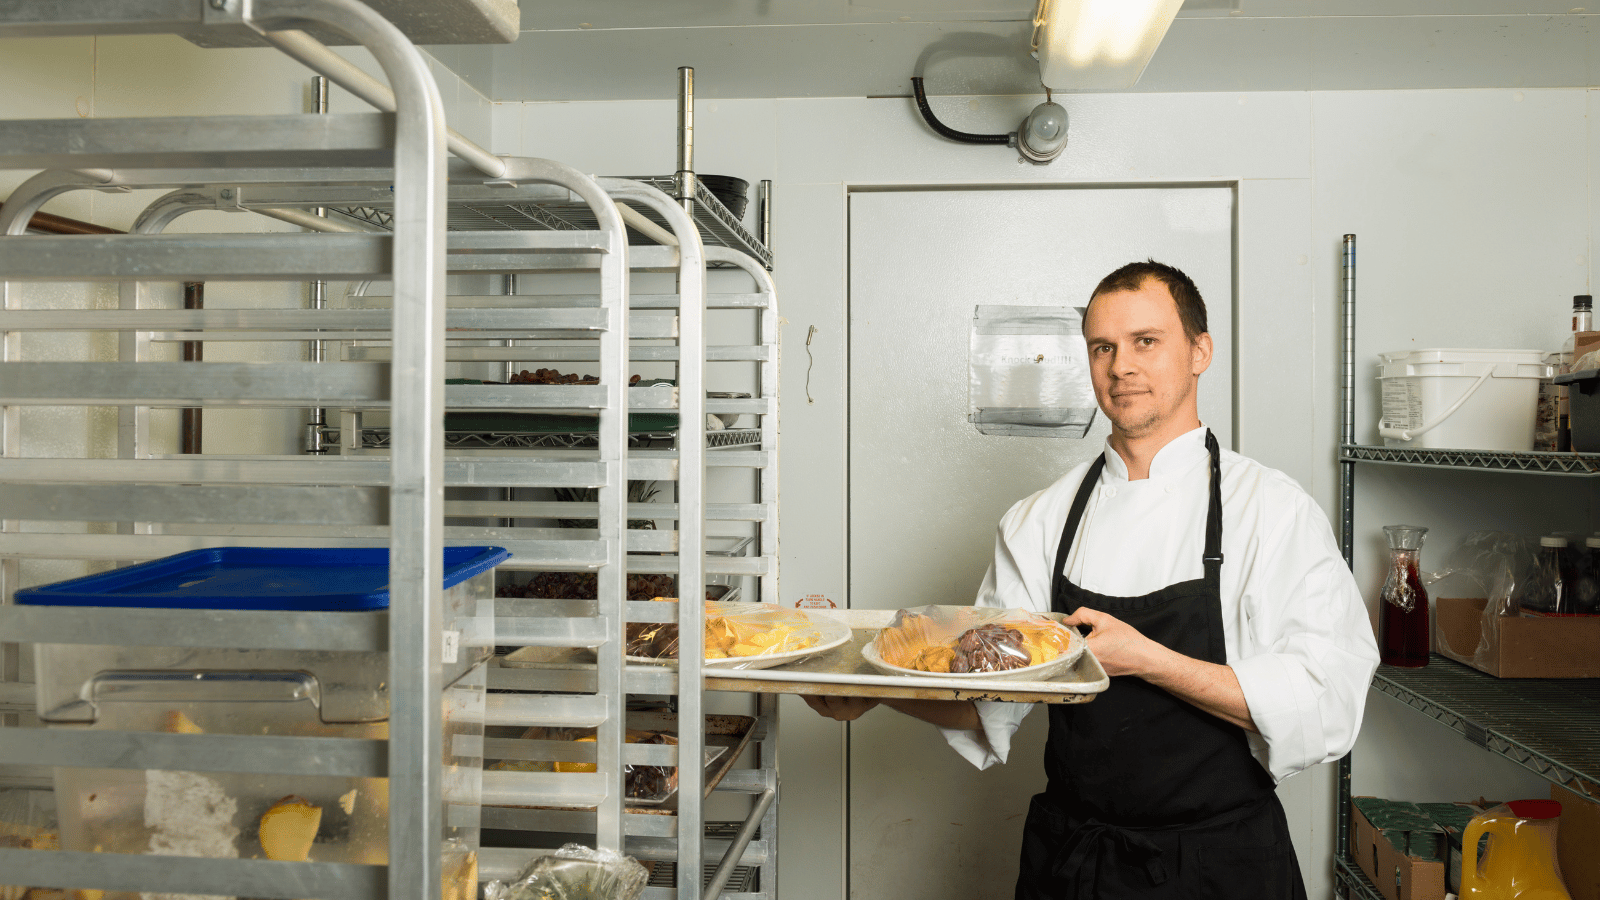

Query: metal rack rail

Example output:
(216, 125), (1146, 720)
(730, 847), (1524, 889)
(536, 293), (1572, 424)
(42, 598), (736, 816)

(321, 69), (774, 273)
(1371, 655), (1600, 800)
(1340, 444), (1600, 475)
(328, 174), (772, 271)
(1333, 233), (1600, 899)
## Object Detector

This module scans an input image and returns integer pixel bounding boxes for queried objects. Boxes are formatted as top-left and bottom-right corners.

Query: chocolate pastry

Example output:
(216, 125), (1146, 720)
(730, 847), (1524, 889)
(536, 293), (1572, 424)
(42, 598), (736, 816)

(951, 624), (1031, 673)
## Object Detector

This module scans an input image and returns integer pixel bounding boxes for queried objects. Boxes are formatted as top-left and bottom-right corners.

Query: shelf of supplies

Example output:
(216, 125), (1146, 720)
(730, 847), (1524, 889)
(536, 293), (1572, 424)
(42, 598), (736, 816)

(1341, 444), (1600, 474)
(1371, 655), (1600, 799)
(326, 175), (772, 270)
(1334, 856), (1385, 900)
(346, 428), (762, 450)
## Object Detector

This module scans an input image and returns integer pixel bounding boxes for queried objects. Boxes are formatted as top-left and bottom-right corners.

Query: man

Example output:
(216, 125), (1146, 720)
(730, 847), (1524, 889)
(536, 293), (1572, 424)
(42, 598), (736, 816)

(806, 260), (1379, 899)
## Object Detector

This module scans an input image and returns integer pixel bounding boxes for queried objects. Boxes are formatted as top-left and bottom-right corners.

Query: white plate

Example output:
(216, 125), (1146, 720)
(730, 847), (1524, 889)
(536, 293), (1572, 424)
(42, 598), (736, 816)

(628, 610), (853, 670)
(862, 620), (1086, 682)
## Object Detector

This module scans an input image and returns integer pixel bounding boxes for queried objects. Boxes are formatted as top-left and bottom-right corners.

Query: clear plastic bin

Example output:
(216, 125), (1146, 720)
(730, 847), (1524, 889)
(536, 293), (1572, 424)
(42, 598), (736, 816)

(15, 546), (505, 897)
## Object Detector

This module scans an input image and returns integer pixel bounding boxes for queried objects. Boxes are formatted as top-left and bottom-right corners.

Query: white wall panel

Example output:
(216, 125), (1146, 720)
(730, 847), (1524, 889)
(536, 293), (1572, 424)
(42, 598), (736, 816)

(770, 181), (852, 900)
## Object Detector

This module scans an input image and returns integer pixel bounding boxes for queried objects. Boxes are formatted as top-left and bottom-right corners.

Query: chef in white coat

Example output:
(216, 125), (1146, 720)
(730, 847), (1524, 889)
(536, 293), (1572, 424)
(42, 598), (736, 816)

(806, 260), (1380, 899)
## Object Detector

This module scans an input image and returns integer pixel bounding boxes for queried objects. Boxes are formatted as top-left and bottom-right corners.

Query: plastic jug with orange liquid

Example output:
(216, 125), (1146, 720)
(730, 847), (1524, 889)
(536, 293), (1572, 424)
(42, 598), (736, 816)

(1460, 800), (1572, 900)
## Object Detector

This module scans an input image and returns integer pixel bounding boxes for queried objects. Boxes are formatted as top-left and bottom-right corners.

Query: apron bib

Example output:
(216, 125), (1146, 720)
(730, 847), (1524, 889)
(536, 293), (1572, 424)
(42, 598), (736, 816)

(1014, 431), (1307, 900)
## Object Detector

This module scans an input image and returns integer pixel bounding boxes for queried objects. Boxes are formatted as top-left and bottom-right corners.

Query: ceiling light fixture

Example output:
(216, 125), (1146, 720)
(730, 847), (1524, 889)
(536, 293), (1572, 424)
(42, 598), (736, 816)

(1033, 0), (1185, 90)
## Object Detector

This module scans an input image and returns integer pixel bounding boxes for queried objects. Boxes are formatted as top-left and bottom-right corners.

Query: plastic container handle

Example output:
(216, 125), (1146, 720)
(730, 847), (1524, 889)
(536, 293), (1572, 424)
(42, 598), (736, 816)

(1460, 815), (1509, 897)
(1379, 367), (1495, 442)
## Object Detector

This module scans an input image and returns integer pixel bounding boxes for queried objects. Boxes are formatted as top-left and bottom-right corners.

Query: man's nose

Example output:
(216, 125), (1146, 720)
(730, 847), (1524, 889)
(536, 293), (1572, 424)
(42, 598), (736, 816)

(1111, 344), (1138, 374)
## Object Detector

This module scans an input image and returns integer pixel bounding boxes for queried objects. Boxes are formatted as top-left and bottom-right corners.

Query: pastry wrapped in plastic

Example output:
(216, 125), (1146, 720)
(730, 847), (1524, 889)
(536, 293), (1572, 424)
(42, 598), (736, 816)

(703, 603), (823, 660)
(872, 605), (1080, 675)
(626, 601), (824, 662)
(482, 842), (648, 900)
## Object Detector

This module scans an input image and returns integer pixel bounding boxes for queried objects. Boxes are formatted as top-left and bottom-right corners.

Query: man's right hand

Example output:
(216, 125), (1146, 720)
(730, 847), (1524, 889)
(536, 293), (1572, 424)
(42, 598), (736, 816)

(802, 695), (881, 721)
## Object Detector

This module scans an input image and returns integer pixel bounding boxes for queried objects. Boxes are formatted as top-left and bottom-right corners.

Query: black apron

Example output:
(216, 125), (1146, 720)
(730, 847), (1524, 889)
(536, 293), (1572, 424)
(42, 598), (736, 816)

(1015, 431), (1307, 900)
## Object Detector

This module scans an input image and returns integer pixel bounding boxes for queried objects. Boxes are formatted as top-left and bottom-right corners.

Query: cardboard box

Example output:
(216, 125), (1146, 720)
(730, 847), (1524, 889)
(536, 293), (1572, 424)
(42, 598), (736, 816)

(1554, 786), (1600, 900)
(1435, 597), (1600, 678)
(1573, 330), (1600, 364)
(1351, 798), (1447, 900)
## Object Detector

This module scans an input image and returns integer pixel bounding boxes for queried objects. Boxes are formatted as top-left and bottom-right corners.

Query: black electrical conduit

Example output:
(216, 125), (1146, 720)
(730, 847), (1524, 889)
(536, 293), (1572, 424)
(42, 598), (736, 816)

(910, 76), (1012, 144)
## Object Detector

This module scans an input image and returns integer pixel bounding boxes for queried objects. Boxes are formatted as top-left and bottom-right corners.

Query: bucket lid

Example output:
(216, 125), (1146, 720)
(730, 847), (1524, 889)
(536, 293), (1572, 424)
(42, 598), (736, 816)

(1542, 536), (1569, 548)
(13, 546), (511, 611)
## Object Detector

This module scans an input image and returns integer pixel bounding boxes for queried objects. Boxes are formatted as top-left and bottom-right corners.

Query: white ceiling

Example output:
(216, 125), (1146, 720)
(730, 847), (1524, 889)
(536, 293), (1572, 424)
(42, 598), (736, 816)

(424, 1), (1600, 101)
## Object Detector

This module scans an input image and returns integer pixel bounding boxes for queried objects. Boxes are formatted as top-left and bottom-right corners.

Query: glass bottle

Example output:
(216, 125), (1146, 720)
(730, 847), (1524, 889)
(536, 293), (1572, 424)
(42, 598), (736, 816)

(1380, 525), (1431, 668)
(1579, 536), (1600, 615)
(1522, 536), (1573, 615)
(1558, 295), (1593, 451)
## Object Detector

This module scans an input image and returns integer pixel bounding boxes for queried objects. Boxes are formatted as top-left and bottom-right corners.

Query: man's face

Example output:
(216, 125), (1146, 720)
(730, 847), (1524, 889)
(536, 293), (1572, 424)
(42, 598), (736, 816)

(1082, 279), (1213, 440)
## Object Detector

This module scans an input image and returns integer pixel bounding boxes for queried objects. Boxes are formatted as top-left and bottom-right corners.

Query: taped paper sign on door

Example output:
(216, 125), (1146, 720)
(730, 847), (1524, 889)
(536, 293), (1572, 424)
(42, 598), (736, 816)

(969, 305), (1097, 438)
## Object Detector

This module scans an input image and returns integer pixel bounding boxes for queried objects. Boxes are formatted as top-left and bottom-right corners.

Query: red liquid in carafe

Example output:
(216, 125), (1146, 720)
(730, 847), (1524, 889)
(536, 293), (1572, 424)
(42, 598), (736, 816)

(1380, 558), (1430, 668)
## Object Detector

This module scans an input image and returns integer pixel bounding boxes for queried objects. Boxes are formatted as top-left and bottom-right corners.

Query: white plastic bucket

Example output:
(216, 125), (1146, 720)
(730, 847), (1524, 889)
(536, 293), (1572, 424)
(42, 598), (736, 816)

(1377, 349), (1551, 451)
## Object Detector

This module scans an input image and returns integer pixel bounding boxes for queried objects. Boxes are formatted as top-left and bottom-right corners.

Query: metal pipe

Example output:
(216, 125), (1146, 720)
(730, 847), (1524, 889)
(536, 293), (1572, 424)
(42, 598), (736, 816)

(181, 282), (204, 455)
(910, 76), (1011, 144)
(253, 204), (375, 233)
(257, 27), (507, 180)
(25, 210), (120, 235)
(616, 202), (678, 247)
(704, 787), (777, 900)
(676, 67), (696, 212)
(758, 179), (772, 254)
(1340, 234), (1356, 558)
(1335, 233), (1357, 867)
(306, 74), (331, 455)
(260, 4), (450, 897)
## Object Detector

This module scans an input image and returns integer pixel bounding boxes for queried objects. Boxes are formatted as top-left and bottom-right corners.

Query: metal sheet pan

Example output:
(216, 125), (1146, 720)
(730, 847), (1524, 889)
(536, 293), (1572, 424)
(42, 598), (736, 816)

(704, 608), (1108, 704)
(483, 711), (755, 817)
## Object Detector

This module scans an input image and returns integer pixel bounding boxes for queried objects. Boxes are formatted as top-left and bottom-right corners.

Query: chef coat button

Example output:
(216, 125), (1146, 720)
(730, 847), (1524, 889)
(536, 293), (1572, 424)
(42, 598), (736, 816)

(1105, 487), (1116, 498)
(1165, 486), (1177, 494)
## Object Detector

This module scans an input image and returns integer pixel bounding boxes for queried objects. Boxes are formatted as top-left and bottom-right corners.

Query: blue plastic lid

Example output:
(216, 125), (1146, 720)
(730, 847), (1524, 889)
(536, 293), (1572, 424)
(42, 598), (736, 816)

(14, 546), (511, 611)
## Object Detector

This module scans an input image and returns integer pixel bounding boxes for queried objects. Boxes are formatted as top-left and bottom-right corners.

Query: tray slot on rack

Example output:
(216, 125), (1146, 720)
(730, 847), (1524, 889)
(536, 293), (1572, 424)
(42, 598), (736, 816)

(1, 307), (665, 337)
(0, 456), (614, 489)
(345, 291), (772, 310)
(0, 533), (611, 570)
(0, 230), (618, 282)
(0, 483), (388, 526)
(0, 849), (383, 900)
(0, 113), (401, 169)
(0, 729), (387, 778)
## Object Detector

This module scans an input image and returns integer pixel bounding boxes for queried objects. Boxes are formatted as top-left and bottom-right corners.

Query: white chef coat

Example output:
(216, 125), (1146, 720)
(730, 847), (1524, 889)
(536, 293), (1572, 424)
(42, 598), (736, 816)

(940, 426), (1380, 784)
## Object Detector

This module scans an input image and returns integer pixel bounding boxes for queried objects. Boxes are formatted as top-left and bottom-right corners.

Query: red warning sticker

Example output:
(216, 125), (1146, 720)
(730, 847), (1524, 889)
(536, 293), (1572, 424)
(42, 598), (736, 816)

(795, 594), (838, 610)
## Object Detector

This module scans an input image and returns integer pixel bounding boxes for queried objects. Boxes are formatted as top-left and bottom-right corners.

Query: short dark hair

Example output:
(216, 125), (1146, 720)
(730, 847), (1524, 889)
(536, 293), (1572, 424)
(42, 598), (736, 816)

(1088, 260), (1208, 343)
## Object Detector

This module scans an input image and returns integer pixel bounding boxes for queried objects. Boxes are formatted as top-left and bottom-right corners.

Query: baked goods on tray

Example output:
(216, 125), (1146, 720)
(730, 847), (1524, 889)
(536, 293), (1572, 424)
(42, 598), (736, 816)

(626, 600), (824, 661)
(869, 605), (1083, 678)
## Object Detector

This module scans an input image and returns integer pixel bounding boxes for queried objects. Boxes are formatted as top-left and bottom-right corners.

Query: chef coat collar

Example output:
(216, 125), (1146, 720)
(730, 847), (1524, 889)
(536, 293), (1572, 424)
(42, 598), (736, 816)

(1101, 425), (1210, 483)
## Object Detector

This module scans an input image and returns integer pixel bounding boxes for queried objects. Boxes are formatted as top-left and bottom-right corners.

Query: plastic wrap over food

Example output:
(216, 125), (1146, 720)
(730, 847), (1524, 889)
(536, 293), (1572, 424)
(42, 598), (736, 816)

(875, 605), (1077, 674)
(1427, 531), (1542, 670)
(484, 843), (648, 900)
(0, 789), (59, 900)
(626, 600), (824, 664)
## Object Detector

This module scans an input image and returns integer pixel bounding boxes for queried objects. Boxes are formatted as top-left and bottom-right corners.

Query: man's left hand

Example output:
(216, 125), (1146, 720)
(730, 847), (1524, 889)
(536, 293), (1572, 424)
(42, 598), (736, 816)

(1061, 606), (1165, 678)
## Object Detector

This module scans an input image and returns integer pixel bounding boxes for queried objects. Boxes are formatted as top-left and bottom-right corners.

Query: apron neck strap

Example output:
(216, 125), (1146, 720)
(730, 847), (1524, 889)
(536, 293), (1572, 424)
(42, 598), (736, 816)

(1202, 430), (1224, 583)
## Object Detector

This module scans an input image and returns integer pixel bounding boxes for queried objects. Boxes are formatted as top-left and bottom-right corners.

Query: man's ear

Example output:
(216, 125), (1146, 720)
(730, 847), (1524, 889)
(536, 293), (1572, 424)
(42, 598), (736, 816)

(1191, 332), (1214, 376)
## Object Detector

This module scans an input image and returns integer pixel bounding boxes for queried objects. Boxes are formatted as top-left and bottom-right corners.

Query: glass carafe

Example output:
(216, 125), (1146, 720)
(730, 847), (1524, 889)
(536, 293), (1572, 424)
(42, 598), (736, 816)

(1380, 525), (1431, 668)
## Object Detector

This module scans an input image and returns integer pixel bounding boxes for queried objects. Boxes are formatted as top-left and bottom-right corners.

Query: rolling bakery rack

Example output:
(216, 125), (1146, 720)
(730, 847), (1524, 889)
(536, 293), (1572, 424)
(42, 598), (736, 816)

(0, 6), (777, 900)
(1332, 235), (1600, 900)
